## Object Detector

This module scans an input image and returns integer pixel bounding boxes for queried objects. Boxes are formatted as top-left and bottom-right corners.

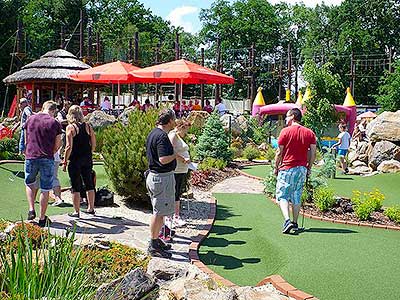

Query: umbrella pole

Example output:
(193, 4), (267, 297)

(118, 82), (121, 109)
(180, 79), (183, 117)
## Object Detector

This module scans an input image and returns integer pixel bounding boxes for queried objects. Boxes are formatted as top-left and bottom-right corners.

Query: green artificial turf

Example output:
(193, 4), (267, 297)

(0, 162), (108, 221)
(199, 193), (400, 300)
(241, 164), (400, 206)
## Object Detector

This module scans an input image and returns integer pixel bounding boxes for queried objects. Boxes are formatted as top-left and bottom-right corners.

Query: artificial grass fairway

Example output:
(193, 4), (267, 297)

(241, 164), (400, 206)
(0, 162), (108, 221)
(199, 193), (400, 300)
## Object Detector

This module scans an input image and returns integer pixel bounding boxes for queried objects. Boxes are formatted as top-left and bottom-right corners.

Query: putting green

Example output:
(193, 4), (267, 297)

(199, 193), (400, 300)
(240, 164), (400, 206)
(0, 162), (108, 221)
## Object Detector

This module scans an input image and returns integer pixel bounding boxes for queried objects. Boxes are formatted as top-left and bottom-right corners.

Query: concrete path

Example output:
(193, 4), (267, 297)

(212, 175), (264, 194)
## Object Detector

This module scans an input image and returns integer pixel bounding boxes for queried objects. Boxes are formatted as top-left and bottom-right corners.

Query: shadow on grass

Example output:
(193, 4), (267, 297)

(210, 224), (252, 235)
(333, 177), (354, 181)
(201, 236), (246, 247)
(295, 227), (358, 235)
(216, 204), (242, 221)
(200, 250), (261, 270)
(0, 165), (25, 179)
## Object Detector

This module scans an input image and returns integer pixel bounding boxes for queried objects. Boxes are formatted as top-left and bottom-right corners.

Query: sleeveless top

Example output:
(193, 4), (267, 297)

(69, 122), (92, 161)
(168, 130), (190, 174)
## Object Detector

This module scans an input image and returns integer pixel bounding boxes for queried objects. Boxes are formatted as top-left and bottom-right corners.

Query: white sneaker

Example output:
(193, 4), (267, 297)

(52, 199), (64, 207)
(173, 216), (187, 227)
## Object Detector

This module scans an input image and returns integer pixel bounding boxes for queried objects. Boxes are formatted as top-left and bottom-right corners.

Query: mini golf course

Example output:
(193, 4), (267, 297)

(199, 193), (400, 300)
(240, 164), (400, 206)
(0, 162), (108, 221)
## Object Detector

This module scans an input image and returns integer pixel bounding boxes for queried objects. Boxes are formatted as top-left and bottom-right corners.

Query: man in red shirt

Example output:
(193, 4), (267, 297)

(275, 108), (316, 233)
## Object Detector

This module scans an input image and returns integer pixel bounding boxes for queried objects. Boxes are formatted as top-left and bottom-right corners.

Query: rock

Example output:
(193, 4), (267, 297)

(367, 110), (400, 142)
(351, 160), (367, 168)
(347, 150), (359, 164)
(85, 110), (116, 130)
(188, 111), (210, 129)
(147, 257), (205, 281)
(220, 114), (242, 137)
(236, 115), (248, 132)
(95, 268), (155, 300)
(348, 166), (371, 175)
(258, 143), (268, 152)
(377, 160), (400, 173)
(0, 232), (8, 243)
(118, 106), (138, 125)
(235, 285), (287, 300)
(368, 141), (400, 170)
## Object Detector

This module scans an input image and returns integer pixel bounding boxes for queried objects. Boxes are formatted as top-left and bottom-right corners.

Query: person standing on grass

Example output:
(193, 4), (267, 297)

(145, 109), (178, 258)
(332, 123), (351, 174)
(24, 101), (62, 227)
(168, 119), (191, 228)
(62, 105), (96, 218)
(275, 108), (316, 234)
(18, 97), (33, 155)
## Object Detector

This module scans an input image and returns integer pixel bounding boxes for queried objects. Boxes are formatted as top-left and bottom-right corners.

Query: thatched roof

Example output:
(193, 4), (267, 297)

(3, 49), (91, 84)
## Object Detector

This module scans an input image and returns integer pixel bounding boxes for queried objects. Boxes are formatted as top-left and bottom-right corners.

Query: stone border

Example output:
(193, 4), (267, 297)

(187, 194), (320, 300)
(236, 169), (400, 231)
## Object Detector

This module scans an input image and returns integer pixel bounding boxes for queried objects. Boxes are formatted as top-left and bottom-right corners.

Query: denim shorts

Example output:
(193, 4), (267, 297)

(276, 166), (307, 205)
(25, 158), (55, 192)
(337, 149), (348, 156)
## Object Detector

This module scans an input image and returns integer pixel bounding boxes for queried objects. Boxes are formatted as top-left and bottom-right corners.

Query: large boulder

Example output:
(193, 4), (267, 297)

(95, 268), (155, 300)
(85, 110), (116, 130)
(236, 115), (249, 132)
(367, 110), (400, 142)
(368, 141), (400, 170)
(220, 114), (242, 137)
(348, 165), (371, 175)
(377, 160), (400, 173)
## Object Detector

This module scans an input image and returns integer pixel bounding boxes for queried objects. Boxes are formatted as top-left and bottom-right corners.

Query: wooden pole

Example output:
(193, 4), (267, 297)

(215, 37), (221, 102)
(128, 38), (133, 61)
(60, 25), (65, 49)
(278, 58), (283, 101)
(79, 9), (84, 59)
(87, 26), (92, 59)
(200, 47), (205, 107)
(287, 43), (292, 100)
(295, 55), (299, 98)
(133, 32), (139, 101)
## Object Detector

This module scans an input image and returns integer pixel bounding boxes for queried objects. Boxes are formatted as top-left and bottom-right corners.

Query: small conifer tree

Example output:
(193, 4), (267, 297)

(195, 112), (232, 162)
(102, 109), (158, 201)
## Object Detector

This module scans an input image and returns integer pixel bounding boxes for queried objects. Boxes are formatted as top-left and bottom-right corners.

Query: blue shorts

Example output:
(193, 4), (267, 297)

(25, 158), (55, 192)
(337, 149), (348, 156)
(276, 166), (307, 205)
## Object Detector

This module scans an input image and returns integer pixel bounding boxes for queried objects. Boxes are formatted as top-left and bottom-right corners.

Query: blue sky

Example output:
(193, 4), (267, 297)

(141, 0), (344, 33)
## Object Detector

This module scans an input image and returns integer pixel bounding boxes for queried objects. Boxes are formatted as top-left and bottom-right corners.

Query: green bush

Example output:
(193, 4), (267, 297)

(263, 164), (277, 196)
(0, 137), (22, 160)
(243, 145), (260, 161)
(244, 116), (276, 145)
(199, 157), (227, 171)
(384, 206), (400, 223)
(94, 127), (106, 154)
(0, 226), (95, 300)
(264, 146), (276, 161)
(230, 146), (242, 159)
(196, 112), (232, 162)
(102, 109), (158, 201)
(314, 187), (336, 212)
(352, 189), (385, 221)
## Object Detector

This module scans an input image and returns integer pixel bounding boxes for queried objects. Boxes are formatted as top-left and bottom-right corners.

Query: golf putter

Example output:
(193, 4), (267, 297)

(9, 170), (22, 182)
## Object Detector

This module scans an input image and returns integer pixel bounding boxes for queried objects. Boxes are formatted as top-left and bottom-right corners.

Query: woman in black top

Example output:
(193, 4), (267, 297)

(62, 105), (96, 217)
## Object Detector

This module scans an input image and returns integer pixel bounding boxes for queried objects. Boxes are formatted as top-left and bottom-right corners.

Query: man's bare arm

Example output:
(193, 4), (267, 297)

(274, 145), (284, 175)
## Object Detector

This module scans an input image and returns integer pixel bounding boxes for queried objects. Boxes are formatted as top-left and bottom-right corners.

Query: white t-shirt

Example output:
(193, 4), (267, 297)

(168, 130), (190, 174)
(215, 102), (226, 116)
(338, 131), (351, 150)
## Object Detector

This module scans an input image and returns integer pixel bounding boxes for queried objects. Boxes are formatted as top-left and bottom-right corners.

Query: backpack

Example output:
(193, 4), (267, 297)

(95, 187), (114, 207)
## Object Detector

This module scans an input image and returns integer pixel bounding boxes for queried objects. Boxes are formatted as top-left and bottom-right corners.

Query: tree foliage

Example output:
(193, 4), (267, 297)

(102, 109), (158, 201)
(376, 60), (400, 112)
(196, 112), (232, 162)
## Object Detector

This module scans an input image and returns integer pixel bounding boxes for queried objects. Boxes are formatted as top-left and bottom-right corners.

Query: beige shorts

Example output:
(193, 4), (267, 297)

(146, 171), (175, 216)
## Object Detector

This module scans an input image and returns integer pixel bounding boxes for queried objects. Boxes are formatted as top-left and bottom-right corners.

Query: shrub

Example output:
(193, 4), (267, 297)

(264, 146), (276, 161)
(384, 206), (400, 223)
(263, 164), (277, 196)
(0, 228), (95, 300)
(0, 137), (21, 160)
(79, 242), (149, 285)
(199, 157), (227, 171)
(9, 222), (48, 249)
(244, 115), (277, 145)
(230, 146), (242, 159)
(94, 127), (106, 154)
(102, 109), (158, 201)
(313, 187), (336, 212)
(351, 189), (385, 221)
(243, 145), (260, 161)
(196, 112), (232, 162)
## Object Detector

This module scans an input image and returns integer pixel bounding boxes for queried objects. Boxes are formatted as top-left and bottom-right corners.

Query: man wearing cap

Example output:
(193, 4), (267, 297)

(18, 98), (33, 154)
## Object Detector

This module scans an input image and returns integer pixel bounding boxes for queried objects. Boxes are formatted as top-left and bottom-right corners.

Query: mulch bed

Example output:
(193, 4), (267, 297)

(301, 198), (400, 229)
(190, 164), (240, 191)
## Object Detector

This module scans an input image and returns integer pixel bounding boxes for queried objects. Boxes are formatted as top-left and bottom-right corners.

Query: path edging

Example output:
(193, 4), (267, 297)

(236, 169), (400, 231)
(188, 194), (320, 300)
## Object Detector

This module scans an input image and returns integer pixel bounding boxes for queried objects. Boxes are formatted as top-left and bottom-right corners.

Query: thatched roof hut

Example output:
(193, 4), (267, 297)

(3, 49), (90, 84)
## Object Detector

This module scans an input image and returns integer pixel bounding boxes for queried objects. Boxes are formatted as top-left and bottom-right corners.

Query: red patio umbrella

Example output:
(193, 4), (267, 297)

(357, 111), (377, 119)
(130, 59), (234, 111)
(69, 60), (141, 107)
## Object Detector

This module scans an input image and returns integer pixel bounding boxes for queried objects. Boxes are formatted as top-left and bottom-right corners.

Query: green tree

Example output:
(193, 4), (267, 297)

(376, 60), (400, 112)
(102, 109), (158, 201)
(196, 112), (232, 162)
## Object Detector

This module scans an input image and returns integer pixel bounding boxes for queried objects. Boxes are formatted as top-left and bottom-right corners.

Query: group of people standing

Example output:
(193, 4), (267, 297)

(19, 98), (96, 227)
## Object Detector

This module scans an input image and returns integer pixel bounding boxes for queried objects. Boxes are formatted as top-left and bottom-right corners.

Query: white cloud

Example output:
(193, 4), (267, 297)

(166, 6), (199, 33)
(268, 0), (344, 6)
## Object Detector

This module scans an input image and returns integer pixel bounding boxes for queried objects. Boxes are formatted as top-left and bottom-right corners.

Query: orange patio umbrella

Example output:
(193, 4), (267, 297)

(131, 59), (234, 110)
(69, 60), (141, 107)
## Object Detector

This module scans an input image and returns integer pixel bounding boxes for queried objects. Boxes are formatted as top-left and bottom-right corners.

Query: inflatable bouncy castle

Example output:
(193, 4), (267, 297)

(252, 87), (357, 134)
